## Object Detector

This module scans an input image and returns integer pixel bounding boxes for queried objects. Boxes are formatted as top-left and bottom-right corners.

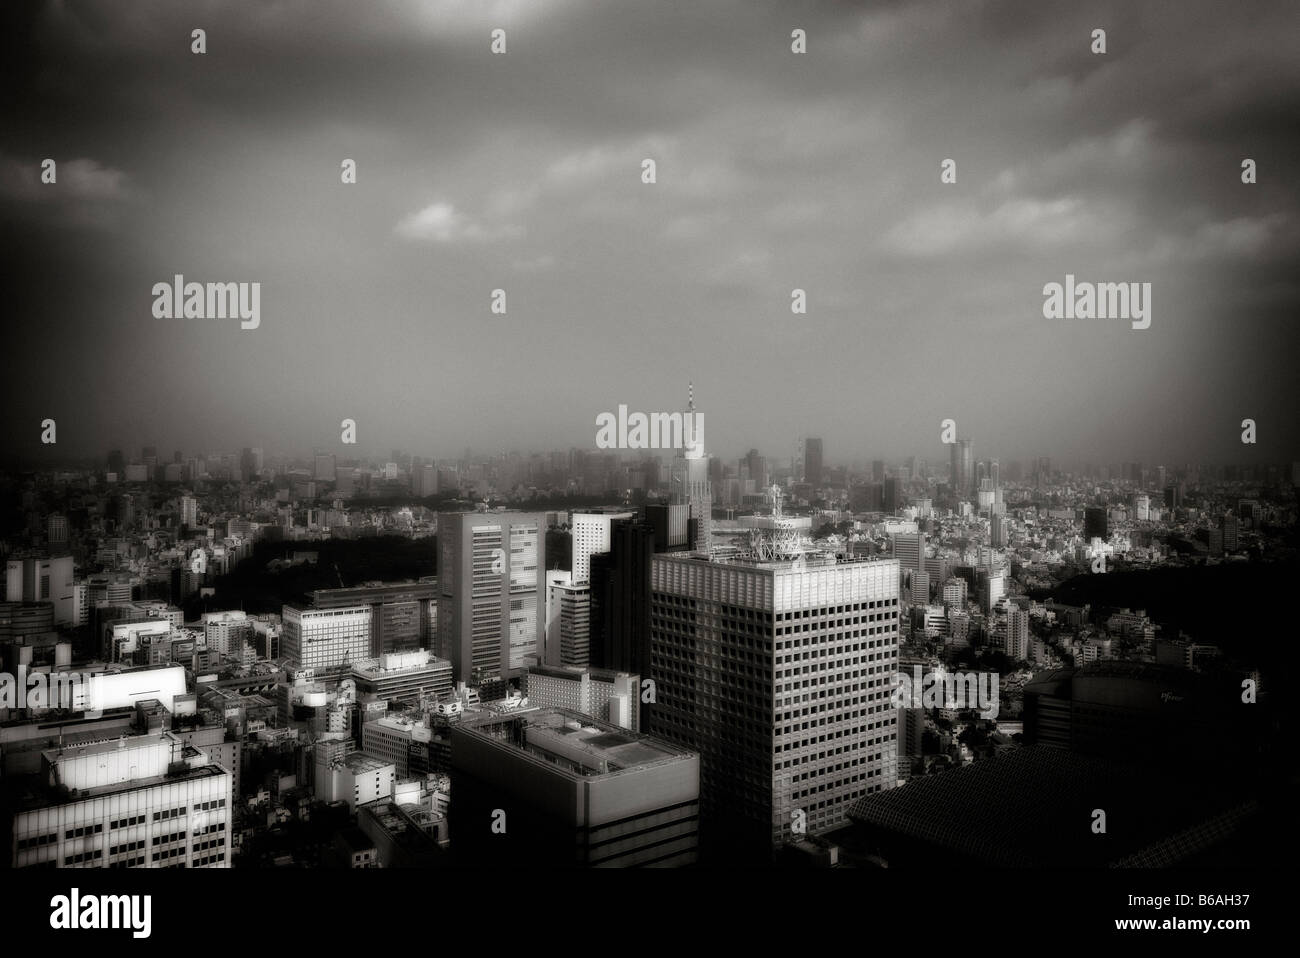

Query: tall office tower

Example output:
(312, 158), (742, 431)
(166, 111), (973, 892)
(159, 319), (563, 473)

(892, 532), (925, 573)
(671, 385), (711, 553)
(988, 459), (999, 489)
(115, 494), (134, 530)
(46, 514), (68, 548)
(1156, 465), (1167, 490)
(437, 511), (545, 686)
(107, 449), (125, 476)
(282, 604), (373, 674)
(648, 505), (900, 860)
(942, 577), (967, 612)
(644, 502), (689, 552)
(950, 439), (974, 499)
(803, 438), (824, 488)
(1163, 485), (1182, 510)
(571, 511), (635, 584)
(883, 477), (902, 514)
(1084, 507), (1108, 541)
(314, 453), (337, 482)
(180, 495), (198, 529)
(10, 731), (233, 869)
(1134, 494), (1151, 521)
(589, 518), (655, 675)
(411, 463), (438, 497)
(872, 459), (885, 483)
(545, 578), (592, 667)
(743, 449), (768, 488)
(1008, 609), (1030, 660)
(1220, 514), (1239, 551)
(450, 708), (699, 867)
(909, 570), (931, 605)
(980, 570), (1006, 614)
(990, 512), (1008, 548)
(1034, 456), (1051, 485)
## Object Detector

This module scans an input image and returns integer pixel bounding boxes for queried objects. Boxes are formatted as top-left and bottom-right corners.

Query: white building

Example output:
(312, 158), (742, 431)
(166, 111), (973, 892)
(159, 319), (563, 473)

(570, 511), (635, 583)
(282, 605), (372, 674)
(11, 731), (232, 868)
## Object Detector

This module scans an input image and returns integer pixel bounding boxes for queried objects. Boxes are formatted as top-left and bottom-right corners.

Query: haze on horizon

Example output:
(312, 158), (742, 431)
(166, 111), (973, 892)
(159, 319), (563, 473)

(3, 0), (1298, 468)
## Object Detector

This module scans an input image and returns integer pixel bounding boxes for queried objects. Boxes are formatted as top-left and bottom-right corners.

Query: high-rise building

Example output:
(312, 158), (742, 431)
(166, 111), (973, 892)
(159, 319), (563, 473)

(951, 439), (974, 499)
(571, 512), (635, 584)
(545, 578), (591, 667)
(437, 511), (545, 686)
(588, 517), (655, 676)
(1084, 507), (1108, 541)
(1220, 514), (1239, 551)
(411, 463), (438, 497)
(883, 477), (902, 514)
(892, 532), (925, 573)
(314, 453), (337, 482)
(180, 495), (198, 529)
(804, 438), (824, 488)
(1008, 609), (1031, 660)
(46, 515), (68, 548)
(648, 542), (900, 860)
(671, 387), (711, 553)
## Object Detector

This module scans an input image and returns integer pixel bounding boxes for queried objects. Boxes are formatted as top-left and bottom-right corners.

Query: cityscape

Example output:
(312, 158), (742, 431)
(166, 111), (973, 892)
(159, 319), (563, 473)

(2, 0), (1297, 938)
(1, 419), (1294, 869)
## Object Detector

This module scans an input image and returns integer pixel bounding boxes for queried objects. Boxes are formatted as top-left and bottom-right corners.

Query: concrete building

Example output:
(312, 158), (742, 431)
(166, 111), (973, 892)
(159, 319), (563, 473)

(524, 665), (640, 731)
(281, 604), (372, 675)
(9, 731), (232, 868)
(450, 707), (699, 866)
(648, 548), (901, 860)
(436, 512), (545, 686)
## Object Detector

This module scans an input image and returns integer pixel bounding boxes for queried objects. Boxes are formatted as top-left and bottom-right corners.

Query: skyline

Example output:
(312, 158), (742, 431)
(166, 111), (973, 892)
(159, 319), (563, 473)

(3, 0), (1298, 465)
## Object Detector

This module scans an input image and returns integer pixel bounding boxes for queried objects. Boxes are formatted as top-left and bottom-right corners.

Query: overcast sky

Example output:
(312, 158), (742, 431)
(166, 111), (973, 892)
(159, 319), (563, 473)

(3, 0), (1298, 468)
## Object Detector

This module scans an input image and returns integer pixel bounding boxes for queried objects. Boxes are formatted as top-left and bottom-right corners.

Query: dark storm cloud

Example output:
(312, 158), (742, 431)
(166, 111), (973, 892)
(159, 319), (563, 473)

(2, 0), (1297, 468)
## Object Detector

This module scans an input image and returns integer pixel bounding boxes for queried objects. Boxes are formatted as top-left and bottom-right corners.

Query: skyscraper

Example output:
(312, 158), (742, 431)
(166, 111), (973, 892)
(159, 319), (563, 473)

(951, 439), (974, 499)
(571, 511), (635, 583)
(1084, 507), (1108, 541)
(804, 438), (824, 487)
(672, 385), (711, 553)
(648, 520), (900, 860)
(437, 511), (546, 686)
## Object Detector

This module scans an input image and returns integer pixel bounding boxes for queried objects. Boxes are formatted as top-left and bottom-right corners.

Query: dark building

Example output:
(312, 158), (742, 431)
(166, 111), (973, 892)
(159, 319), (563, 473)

(850, 482), (884, 513)
(644, 502), (689, 553)
(883, 477), (902, 514)
(588, 518), (655, 677)
(1083, 506), (1108, 541)
(804, 437), (823, 487)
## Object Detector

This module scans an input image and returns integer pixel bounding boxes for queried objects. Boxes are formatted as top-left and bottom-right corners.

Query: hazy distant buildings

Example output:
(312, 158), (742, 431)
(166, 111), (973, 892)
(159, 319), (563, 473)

(804, 438), (824, 487)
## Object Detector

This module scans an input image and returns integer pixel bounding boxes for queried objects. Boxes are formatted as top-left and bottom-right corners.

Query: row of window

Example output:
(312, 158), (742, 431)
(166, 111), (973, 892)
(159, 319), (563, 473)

(65, 823), (103, 839)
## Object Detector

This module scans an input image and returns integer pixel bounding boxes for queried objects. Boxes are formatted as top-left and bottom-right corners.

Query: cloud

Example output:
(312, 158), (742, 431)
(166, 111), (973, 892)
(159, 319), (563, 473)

(394, 201), (523, 243)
